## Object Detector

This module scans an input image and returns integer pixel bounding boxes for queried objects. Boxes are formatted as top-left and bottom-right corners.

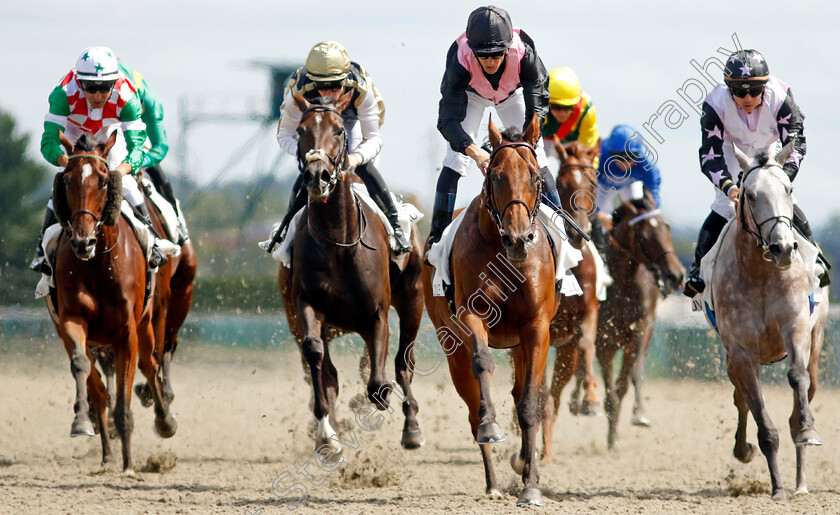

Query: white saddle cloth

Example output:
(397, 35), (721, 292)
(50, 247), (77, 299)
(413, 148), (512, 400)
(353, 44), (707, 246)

(260, 185), (423, 269)
(426, 204), (584, 298)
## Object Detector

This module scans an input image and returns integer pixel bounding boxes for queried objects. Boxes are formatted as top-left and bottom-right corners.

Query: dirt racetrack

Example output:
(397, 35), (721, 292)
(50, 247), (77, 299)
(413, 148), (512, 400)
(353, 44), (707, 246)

(2, 337), (840, 514)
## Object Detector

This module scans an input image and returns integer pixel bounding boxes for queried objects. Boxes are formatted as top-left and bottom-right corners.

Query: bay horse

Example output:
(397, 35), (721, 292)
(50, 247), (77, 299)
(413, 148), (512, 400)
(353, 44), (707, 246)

(596, 189), (684, 450)
(278, 91), (425, 454)
(48, 132), (177, 473)
(540, 139), (603, 464)
(711, 142), (828, 500)
(423, 115), (564, 506)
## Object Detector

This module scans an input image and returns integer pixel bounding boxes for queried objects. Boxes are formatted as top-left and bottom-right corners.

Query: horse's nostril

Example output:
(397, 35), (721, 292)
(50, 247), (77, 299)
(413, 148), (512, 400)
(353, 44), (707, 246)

(87, 238), (96, 249)
(526, 231), (535, 242)
(769, 243), (782, 256)
(793, 241), (799, 250)
(501, 235), (514, 248)
(320, 170), (331, 184)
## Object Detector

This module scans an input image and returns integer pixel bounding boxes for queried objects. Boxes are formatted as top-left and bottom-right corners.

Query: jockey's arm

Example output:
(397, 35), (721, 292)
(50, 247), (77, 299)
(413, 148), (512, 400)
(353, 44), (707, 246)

(577, 102), (599, 149)
(640, 160), (662, 207)
(119, 96), (148, 175)
(349, 86), (383, 166)
(40, 86), (71, 167)
(139, 83), (169, 169)
(698, 101), (735, 196)
(777, 87), (806, 181)
(437, 41), (473, 155)
(276, 87), (303, 158)
(517, 40), (549, 129)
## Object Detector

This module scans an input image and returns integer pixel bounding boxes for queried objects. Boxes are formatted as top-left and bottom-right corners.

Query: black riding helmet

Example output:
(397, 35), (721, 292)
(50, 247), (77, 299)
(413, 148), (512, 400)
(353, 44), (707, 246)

(724, 49), (769, 83)
(466, 5), (513, 55)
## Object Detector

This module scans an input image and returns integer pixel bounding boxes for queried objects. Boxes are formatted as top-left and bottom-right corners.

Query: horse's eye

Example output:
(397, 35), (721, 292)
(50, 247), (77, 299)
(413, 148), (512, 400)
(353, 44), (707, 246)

(296, 127), (305, 137)
(99, 177), (107, 189)
(334, 127), (343, 137)
(746, 192), (756, 202)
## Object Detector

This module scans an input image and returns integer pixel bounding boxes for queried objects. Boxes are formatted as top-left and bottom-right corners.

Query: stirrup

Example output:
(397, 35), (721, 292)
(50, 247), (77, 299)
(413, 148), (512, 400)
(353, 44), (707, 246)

(683, 268), (705, 297)
(29, 254), (45, 273)
(392, 229), (413, 256)
(148, 247), (168, 268)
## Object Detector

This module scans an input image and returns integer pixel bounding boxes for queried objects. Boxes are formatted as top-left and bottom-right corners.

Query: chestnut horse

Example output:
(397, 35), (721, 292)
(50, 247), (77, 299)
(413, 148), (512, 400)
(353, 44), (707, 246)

(540, 139), (603, 464)
(597, 190), (684, 450)
(711, 143), (828, 500)
(423, 115), (564, 506)
(278, 91), (425, 453)
(48, 132), (177, 473)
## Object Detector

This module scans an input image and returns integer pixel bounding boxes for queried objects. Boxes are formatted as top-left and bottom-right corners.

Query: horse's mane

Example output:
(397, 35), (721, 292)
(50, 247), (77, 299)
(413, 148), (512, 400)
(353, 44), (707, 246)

(481, 126), (526, 153)
(74, 133), (100, 152)
(613, 189), (657, 224)
(310, 95), (339, 107)
(754, 152), (771, 168)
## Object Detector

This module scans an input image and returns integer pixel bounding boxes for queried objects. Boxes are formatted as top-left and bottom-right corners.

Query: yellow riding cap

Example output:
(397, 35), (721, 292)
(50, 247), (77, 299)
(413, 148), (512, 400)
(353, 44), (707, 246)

(305, 41), (351, 82)
(548, 67), (581, 107)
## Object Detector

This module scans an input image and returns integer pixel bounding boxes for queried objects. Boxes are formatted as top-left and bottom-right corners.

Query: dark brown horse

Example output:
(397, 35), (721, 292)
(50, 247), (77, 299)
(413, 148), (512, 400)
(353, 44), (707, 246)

(278, 91), (425, 453)
(540, 139), (603, 463)
(48, 132), (177, 473)
(423, 115), (564, 506)
(596, 191), (684, 450)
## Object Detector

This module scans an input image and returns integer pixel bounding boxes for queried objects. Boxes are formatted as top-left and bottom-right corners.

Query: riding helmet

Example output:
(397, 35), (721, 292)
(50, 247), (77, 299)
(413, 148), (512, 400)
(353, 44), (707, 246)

(724, 49), (770, 84)
(306, 41), (352, 82)
(548, 68), (582, 106)
(75, 46), (119, 82)
(466, 5), (513, 55)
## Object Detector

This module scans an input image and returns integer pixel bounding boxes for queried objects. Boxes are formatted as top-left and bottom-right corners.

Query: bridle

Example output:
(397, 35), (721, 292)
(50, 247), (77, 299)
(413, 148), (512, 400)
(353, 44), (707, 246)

(296, 105), (348, 196)
(64, 153), (119, 254)
(483, 142), (542, 234)
(737, 163), (794, 259)
(611, 206), (676, 282)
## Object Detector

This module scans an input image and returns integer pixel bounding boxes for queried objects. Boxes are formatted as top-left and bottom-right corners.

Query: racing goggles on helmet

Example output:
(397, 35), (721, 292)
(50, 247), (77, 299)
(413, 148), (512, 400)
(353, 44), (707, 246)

(475, 49), (507, 60)
(79, 80), (116, 94)
(315, 80), (344, 91)
(610, 151), (641, 164)
(725, 79), (766, 98)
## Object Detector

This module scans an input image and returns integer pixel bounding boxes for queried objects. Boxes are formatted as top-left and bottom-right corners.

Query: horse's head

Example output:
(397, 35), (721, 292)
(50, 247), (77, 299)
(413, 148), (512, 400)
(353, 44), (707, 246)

(611, 192), (685, 296)
(293, 91), (352, 201)
(52, 131), (122, 260)
(733, 141), (797, 269)
(484, 114), (543, 263)
(555, 139), (600, 247)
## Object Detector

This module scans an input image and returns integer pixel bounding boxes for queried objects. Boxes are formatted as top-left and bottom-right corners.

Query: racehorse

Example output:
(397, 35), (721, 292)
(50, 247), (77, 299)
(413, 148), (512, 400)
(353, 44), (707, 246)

(423, 115), (563, 506)
(596, 189), (684, 450)
(711, 142), (828, 500)
(278, 91), (425, 453)
(48, 132), (177, 473)
(540, 139), (602, 463)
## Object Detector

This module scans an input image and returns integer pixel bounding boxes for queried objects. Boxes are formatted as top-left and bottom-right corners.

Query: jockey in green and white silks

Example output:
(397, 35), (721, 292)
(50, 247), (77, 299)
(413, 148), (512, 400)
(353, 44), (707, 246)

(31, 46), (176, 274)
(271, 40), (412, 256)
(684, 48), (828, 297)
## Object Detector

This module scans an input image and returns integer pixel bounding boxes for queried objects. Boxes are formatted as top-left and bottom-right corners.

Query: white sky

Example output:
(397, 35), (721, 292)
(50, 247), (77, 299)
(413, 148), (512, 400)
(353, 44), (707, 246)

(3, 0), (839, 226)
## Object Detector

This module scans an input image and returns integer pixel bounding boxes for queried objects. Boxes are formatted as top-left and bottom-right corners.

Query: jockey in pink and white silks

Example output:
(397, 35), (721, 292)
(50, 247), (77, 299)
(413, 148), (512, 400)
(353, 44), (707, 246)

(428, 5), (557, 247)
(684, 49), (829, 297)
(31, 46), (177, 275)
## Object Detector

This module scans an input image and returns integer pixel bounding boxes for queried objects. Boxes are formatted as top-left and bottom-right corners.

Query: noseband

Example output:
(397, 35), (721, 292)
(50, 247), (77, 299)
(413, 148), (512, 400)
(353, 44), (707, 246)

(483, 142), (542, 233)
(297, 105), (348, 194)
(64, 153), (119, 254)
(737, 163), (793, 256)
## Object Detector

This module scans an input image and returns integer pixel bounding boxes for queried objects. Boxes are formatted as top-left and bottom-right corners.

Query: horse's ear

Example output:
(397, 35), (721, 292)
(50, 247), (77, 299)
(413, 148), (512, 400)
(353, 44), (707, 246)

(58, 130), (73, 154)
(335, 89), (353, 113)
(522, 112), (540, 148)
(775, 138), (795, 166)
(488, 116), (502, 150)
(102, 130), (118, 158)
(554, 138), (568, 162)
(52, 172), (71, 227)
(102, 170), (123, 226)
(732, 143), (752, 172)
(292, 91), (309, 113)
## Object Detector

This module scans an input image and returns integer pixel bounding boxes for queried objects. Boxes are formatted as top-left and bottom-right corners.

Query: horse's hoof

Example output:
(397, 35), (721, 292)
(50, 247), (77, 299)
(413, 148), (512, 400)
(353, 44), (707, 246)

(134, 384), (153, 408)
(476, 422), (506, 444)
(734, 443), (757, 463)
(154, 413), (178, 439)
(771, 488), (787, 502)
(510, 452), (525, 475)
(487, 488), (504, 499)
(123, 467), (136, 477)
(315, 440), (345, 464)
(793, 486), (809, 497)
(401, 429), (425, 450)
(795, 428), (822, 446)
(580, 401), (603, 417)
(516, 487), (545, 507)
(631, 415), (651, 427)
(70, 419), (95, 437)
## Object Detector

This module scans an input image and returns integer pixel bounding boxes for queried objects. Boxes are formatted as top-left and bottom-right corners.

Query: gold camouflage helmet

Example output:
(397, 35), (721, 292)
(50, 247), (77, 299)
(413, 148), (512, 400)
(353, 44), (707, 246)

(305, 41), (351, 82)
(548, 67), (582, 107)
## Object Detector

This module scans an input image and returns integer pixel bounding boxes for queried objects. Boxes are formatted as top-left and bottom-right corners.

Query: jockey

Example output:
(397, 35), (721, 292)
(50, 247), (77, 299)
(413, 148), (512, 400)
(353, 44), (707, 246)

(31, 46), (175, 274)
(273, 41), (412, 255)
(541, 67), (599, 163)
(683, 49), (828, 297)
(428, 5), (559, 247)
(118, 60), (189, 244)
(591, 124), (662, 251)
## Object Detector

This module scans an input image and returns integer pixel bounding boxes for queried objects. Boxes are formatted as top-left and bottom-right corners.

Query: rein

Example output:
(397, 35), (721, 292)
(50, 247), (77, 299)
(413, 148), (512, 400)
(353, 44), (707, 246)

(737, 163), (793, 255)
(306, 195), (371, 248)
(611, 207), (676, 277)
(483, 142), (542, 233)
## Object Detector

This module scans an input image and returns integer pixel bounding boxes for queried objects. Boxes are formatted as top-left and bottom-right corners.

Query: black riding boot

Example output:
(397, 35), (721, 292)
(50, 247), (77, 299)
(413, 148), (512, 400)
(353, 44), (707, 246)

(683, 211), (728, 297)
(371, 189), (413, 256)
(540, 166), (562, 211)
(589, 214), (611, 274)
(793, 204), (831, 287)
(29, 208), (58, 274)
(427, 166), (461, 250)
(135, 202), (168, 268)
(266, 174), (307, 253)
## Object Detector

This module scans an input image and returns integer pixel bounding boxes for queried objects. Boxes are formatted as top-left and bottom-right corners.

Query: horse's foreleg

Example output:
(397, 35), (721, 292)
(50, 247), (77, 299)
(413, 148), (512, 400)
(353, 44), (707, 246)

(726, 344), (785, 500)
(297, 302), (335, 449)
(630, 325), (653, 427)
(395, 311), (425, 449)
(785, 328), (820, 447)
(363, 310), (393, 412)
(112, 334), (139, 475)
(136, 318), (177, 439)
(85, 347), (114, 465)
(792, 320), (826, 495)
(320, 335), (341, 432)
(578, 307), (601, 416)
(60, 319), (95, 437)
(463, 315), (503, 444)
(732, 386), (756, 463)
(597, 342), (619, 450)
(542, 342), (577, 464)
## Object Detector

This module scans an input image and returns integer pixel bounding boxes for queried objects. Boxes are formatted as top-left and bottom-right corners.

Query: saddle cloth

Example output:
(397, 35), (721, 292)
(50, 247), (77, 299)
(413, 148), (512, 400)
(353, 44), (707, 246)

(426, 203), (584, 298)
(261, 185), (423, 269)
(692, 219), (824, 330)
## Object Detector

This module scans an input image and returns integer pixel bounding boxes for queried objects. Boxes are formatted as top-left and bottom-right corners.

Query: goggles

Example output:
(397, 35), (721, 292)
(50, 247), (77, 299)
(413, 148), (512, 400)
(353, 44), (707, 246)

(79, 80), (115, 94)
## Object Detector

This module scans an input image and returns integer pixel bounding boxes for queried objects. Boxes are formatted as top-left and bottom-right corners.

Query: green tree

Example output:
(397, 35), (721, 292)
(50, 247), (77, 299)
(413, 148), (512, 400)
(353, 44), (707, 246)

(0, 108), (50, 305)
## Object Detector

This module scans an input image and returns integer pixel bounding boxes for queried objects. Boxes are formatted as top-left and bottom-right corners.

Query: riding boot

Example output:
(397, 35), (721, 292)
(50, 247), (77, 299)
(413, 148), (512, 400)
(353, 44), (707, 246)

(793, 204), (831, 287)
(29, 208), (58, 274)
(266, 174), (307, 253)
(589, 214), (611, 276)
(134, 202), (168, 268)
(683, 211), (728, 297)
(539, 166), (562, 211)
(372, 189), (413, 256)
